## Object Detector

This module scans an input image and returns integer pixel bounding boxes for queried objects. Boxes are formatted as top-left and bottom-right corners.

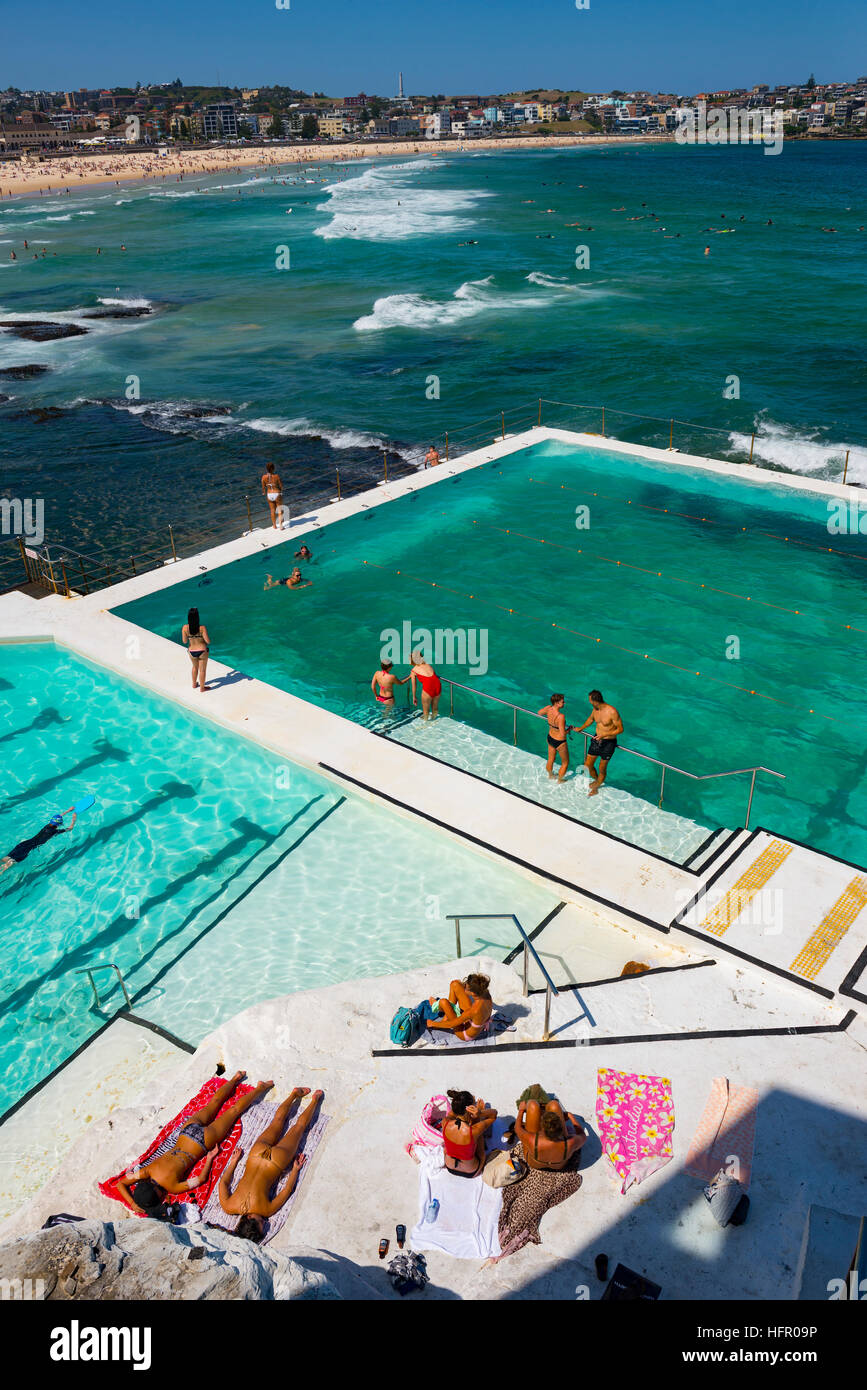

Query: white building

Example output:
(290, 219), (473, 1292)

(424, 111), (451, 139)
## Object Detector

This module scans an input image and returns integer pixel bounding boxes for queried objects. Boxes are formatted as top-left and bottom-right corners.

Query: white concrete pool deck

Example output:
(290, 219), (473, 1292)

(1, 955), (864, 1301)
(2, 428), (866, 1296)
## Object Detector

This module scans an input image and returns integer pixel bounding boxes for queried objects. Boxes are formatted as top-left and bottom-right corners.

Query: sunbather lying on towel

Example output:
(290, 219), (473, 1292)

(116, 1072), (273, 1218)
(516, 1096), (586, 1172)
(427, 974), (493, 1041)
(217, 1087), (323, 1243)
(443, 1089), (498, 1179)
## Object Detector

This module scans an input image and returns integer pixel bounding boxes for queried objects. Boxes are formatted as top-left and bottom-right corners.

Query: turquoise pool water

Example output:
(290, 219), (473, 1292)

(0, 643), (558, 1111)
(115, 440), (867, 864)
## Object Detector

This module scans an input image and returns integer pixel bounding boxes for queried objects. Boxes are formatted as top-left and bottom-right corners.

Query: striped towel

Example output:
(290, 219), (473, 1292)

(685, 1077), (758, 1190)
(199, 1098), (329, 1243)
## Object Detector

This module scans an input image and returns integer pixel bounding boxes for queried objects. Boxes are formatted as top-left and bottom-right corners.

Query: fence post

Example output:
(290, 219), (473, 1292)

(78, 556), (89, 595)
(60, 561), (71, 598)
(745, 769), (757, 830)
(601, 406), (605, 437)
(47, 557), (58, 595)
(538, 397), (542, 427)
(17, 536), (30, 585)
(669, 418), (674, 450)
(445, 432), (449, 461)
(842, 450), (850, 485)
(501, 411), (506, 440)
(383, 450), (388, 483)
(749, 433), (755, 464)
(168, 525), (177, 563)
(454, 918), (462, 958)
(336, 469), (342, 500)
(245, 494), (253, 532)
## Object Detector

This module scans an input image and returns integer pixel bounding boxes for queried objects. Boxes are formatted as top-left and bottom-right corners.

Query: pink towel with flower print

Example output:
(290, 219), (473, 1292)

(596, 1068), (675, 1194)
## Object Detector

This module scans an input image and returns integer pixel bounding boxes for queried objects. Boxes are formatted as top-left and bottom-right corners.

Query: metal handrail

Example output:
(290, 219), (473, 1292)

(436, 676), (784, 829)
(76, 963), (131, 1010)
(446, 912), (559, 1040)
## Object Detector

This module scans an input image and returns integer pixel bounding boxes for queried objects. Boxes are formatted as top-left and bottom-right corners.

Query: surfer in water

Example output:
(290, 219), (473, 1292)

(1, 805), (78, 875)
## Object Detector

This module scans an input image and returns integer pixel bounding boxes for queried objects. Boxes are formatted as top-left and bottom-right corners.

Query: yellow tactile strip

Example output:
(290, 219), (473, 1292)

(698, 840), (793, 938)
(789, 876), (867, 981)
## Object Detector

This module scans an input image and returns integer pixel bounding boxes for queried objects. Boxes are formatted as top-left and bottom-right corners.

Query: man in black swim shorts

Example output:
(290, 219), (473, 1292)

(573, 690), (624, 797)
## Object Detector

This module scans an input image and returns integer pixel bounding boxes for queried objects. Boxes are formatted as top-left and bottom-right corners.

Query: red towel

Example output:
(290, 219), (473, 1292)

(99, 1076), (254, 1215)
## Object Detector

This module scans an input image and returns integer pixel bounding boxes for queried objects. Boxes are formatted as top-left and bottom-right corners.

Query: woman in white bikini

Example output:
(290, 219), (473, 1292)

(261, 463), (284, 530)
(182, 607), (211, 692)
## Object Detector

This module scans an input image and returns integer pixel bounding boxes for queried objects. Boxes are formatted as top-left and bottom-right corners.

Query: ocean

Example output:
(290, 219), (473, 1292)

(0, 138), (865, 586)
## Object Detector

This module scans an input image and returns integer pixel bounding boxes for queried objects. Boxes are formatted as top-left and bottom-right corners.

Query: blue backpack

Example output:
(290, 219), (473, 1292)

(390, 1005), (424, 1048)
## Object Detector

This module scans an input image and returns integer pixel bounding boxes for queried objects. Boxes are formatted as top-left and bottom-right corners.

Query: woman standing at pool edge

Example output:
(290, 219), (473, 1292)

(410, 650), (442, 721)
(182, 607), (210, 693)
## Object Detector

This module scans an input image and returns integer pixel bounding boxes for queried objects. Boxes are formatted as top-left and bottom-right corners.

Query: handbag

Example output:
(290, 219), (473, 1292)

(483, 1146), (527, 1189)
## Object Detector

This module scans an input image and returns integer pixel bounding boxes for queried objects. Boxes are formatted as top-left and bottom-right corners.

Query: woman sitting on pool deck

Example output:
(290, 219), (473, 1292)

(442, 1090), (498, 1178)
(116, 1072), (273, 1218)
(514, 1087), (586, 1172)
(427, 974), (493, 1041)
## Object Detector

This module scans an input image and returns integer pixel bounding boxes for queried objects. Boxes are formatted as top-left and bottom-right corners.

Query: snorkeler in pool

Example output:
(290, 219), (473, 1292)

(1, 806), (78, 876)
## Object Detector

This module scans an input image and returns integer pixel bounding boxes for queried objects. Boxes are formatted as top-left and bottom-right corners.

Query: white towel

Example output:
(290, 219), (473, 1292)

(410, 1145), (502, 1260)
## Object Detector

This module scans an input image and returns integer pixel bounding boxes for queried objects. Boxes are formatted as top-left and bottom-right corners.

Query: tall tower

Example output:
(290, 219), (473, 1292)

(399, 71), (404, 99)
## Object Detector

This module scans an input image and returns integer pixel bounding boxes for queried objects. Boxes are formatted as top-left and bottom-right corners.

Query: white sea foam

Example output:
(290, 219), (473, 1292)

(315, 159), (490, 242)
(728, 417), (866, 482)
(354, 274), (605, 332)
(97, 296), (153, 308)
(242, 415), (415, 457)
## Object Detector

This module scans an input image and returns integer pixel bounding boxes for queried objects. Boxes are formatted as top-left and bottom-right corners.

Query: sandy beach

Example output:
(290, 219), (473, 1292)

(0, 134), (670, 197)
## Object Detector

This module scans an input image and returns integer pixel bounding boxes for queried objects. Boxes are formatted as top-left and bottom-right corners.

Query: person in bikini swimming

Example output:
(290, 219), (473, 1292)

(538, 693), (570, 782)
(441, 1089), (498, 1179)
(263, 568), (311, 591)
(427, 973), (493, 1041)
(261, 463), (284, 530)
(115, 1072), (273, 1219)
(573, 689), (623, 796)
(217, 1087), (323, 1243)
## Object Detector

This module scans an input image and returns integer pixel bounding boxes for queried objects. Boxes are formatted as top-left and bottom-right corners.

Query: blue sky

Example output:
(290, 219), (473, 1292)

(5, 0), (865, 95)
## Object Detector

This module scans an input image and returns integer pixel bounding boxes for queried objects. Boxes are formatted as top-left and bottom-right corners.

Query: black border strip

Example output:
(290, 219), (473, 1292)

(371, 1010), (855, 1058)
(129, 795), (347, 1007)
(670, 827), (761, 928)
(693, 827), (742, 874)
(318, 763), (670, 933)
(0, 1011), (121, 1128)
(681, 828), (722, 869)
(118, 1010), (197, 1054)
(839, 944), (867, 1006)
(0, 1006), (196, 1130)
(673, 923), (836, 998)
(755, 826), (867, 874)
(502, 902), (566, 966)
(526, 956), (716, 994)
(373, 729), (701, 875)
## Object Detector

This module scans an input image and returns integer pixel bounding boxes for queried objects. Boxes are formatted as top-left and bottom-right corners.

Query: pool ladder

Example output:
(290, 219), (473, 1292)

(447, 913), (559, 1041)
(76, 963), (132, 1011)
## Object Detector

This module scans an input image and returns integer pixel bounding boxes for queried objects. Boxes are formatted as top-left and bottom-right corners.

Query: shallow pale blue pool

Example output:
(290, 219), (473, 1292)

(0, 643), (559, 1111)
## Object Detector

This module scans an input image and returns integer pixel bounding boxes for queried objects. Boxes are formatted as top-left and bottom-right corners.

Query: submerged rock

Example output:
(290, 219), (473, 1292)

(0, 320), (88, 342)
(0, 364), (50, 379)
(81, 306), (153, 319)
(0, 1219), (347, 1301)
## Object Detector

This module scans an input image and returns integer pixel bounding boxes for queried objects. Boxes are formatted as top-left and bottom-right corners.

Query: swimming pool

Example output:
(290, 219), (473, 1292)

(114, 439), (867, 865)
(0, 642), (559, 1111)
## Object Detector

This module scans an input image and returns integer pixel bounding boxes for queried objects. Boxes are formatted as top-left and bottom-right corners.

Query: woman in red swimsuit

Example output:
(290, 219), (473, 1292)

(410, 651), (442, 721)
(442, 1090), (498, 1179)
